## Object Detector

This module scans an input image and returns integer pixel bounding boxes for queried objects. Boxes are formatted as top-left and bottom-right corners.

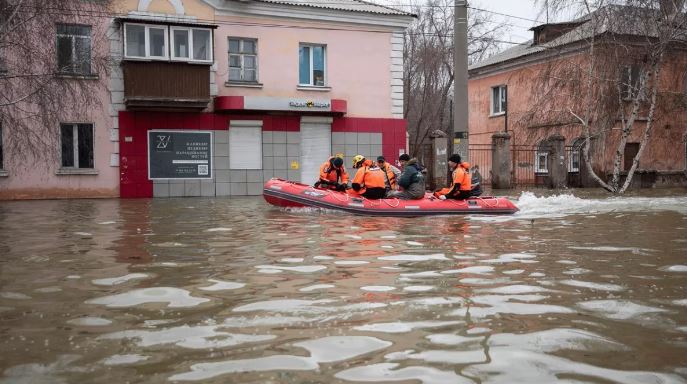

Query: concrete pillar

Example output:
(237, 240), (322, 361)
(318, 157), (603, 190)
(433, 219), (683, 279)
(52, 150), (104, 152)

(431, 134), (448, 191)
(453, 0), (469, 161)
(547, 134), (567, 189)
(491, 132), (511, 189)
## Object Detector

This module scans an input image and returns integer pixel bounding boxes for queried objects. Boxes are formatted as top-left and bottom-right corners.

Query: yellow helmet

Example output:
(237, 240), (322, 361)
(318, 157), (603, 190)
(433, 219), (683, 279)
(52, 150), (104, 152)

(352, 155), (365, 168)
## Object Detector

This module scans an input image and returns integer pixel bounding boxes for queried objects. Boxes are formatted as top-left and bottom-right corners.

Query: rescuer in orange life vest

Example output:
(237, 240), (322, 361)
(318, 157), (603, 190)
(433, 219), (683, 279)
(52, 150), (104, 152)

(348, 155), (388, 199)
(434, 154), (472, 200)
(315, 156), (349, 191)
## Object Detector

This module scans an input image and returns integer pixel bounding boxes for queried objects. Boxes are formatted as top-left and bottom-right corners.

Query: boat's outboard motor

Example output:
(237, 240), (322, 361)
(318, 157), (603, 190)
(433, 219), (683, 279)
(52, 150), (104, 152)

(470, 168), (483, 197)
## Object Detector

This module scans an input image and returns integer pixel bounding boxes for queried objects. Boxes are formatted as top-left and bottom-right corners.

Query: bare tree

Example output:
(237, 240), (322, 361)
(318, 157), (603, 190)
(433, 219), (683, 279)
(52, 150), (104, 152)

(526, 0), (687, 193)
(0, 0), (111, 168)
(402, 0), (502, 158)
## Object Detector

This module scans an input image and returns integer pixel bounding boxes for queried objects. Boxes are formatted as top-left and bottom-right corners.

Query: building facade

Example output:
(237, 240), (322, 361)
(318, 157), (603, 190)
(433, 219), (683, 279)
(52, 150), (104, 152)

(467, 7), (687, 188)
(0, 0), (413, 199)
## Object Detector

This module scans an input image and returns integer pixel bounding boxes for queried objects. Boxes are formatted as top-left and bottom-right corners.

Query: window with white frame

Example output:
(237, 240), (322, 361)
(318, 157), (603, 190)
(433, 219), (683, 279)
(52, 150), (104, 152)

(568, 137), (585, 172)
(228, 38), (258, 82)
(60, 123), (94, 169)
(299, 44), (326, 87)
(535, 140), (550, 174)
(124, 23), (169, 60)
(171, 27), (212, 62)
(491, 85), (506, 115)
(229, 122), (262, 169)
(56, 24), (92, 75)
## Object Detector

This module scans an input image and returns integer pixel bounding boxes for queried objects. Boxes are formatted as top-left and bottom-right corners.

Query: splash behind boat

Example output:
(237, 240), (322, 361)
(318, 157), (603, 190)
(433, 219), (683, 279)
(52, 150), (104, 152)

(263, 178), (518, 217)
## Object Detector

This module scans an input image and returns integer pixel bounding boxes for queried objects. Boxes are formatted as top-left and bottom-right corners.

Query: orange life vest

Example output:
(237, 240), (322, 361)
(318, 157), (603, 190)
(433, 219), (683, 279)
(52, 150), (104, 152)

(319, 157), (349, 184)
(350, 161), (387, 195)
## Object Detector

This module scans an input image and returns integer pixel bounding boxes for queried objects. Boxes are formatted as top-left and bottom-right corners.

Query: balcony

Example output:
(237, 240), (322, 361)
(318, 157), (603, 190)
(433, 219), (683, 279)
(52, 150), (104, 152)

(123, 61), (210, 111)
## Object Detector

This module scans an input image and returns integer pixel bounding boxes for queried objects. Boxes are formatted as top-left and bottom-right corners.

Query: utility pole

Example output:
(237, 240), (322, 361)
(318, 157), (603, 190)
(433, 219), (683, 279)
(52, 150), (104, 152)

(453, 0), (469, 160)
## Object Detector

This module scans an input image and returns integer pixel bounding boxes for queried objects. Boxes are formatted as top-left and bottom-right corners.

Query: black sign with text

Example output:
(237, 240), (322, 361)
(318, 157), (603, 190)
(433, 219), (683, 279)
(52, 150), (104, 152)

(148, 131), (213, 179)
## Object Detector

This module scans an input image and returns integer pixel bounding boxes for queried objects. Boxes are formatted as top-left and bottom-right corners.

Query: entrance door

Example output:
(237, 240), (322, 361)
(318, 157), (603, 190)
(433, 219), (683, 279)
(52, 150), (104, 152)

(300, 117), (332, 185)
(624, 142), (639, 171)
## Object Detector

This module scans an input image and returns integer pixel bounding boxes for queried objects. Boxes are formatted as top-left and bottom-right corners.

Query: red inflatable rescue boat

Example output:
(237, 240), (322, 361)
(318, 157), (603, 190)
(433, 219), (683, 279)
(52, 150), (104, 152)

(263, 178), (518, 216)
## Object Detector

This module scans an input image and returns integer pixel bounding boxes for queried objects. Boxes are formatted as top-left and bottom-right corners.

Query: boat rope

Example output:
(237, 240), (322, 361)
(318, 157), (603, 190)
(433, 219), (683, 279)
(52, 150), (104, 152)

(383, 197), (400, 207)
(476, 196), (499, 208)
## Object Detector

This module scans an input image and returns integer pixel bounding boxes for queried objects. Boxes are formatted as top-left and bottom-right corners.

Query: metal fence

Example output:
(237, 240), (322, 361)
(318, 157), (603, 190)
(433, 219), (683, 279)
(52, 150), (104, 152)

(512, 145), (540, 186)
(468, 144), (492, 185)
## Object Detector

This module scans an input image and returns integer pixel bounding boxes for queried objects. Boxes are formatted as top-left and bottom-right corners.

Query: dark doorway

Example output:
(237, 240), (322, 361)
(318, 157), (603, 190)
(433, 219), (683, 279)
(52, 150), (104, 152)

(624, 143), (639, 171)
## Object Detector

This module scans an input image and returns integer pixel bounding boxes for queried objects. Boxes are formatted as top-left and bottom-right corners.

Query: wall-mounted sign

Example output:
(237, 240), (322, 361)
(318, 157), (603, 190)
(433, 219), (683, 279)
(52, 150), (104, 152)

(290, 160), (300, 170)
(148, 130), (213, 180)
(242, 96), (333, 112)
(288, 100), (331, 108)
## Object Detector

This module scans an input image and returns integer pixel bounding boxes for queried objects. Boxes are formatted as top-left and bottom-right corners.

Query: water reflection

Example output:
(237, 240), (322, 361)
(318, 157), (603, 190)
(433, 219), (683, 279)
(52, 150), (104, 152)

(0, 193), (686, 383)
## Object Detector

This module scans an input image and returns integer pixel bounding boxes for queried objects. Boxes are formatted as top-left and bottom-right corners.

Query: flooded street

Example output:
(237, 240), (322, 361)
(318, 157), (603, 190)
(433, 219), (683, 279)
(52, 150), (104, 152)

(1, 192), (687, 383)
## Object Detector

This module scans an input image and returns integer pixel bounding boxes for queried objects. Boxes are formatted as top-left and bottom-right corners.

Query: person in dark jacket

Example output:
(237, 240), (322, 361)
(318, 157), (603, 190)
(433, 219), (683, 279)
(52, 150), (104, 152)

(387, 154), (425, 200)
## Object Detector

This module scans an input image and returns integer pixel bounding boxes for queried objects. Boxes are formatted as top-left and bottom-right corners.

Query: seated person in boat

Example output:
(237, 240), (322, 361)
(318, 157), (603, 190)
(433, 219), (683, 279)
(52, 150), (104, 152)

(434, 154), (472, 200)
(376, 156), (401, 194)
(387, 154), (426, 200)
(315, 156), (349, 191)
(348, 155), (387, 200)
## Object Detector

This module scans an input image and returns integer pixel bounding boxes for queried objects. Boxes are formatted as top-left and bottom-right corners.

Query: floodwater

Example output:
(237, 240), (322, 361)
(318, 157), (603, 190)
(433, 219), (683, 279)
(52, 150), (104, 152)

(1, 191), (687, 383)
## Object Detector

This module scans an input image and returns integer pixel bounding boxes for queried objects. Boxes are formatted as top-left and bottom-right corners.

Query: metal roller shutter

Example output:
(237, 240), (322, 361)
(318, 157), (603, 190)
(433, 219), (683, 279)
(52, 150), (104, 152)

(300, 122), (331, 185)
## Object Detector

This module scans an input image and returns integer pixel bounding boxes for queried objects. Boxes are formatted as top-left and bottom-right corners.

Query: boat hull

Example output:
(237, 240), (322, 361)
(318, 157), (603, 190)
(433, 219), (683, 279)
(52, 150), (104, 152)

(263, 178), (518, 217)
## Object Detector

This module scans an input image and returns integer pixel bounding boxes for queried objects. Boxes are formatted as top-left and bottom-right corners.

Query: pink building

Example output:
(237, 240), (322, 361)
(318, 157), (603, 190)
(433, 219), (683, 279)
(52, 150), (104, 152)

(0, 0), (414, 199)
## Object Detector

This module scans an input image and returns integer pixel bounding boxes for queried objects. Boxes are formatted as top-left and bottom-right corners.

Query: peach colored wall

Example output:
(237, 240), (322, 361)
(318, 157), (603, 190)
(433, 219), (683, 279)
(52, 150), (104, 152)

(0, 16), (118, 200)
(215, 17), (394, 118)
(468, 51), (687, 173)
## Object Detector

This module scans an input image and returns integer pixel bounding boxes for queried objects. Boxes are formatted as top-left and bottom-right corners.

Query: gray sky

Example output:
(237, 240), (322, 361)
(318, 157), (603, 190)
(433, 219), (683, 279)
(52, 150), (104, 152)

(471, 0), (543, 44)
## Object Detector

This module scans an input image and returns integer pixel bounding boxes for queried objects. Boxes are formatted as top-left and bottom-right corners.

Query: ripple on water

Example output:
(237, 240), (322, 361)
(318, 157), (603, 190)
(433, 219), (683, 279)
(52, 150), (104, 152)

(559, 279), (625, 292)
(577, 300), (669, 320)
(199, 279), (245, 291)
(353, 320), (461, 333)
(67, 317), (112, 326)
(335, 363), (471, 384)
(661, 265), (687, 272)
(254, 265), (326, 273)
(482, 253), (538, 264)
(442, 266), (494, 275)
(101, 354), (149, 366)
(361, 286), (395, 292)
(91, 273), (149, 286)
(86, 287), (209, 308)
(299, 284), (335, 292)
(378, 254), (449, 262)
(99, 324), (276, 349)
(169, 336), (392, 381)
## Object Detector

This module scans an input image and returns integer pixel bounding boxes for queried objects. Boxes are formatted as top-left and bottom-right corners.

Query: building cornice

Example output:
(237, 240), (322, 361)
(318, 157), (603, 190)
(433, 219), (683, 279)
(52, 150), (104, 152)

(201, 0), (414, 30)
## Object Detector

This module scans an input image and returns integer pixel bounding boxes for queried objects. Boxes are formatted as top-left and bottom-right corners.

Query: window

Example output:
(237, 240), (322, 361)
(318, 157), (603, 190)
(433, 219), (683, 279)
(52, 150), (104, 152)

(299, 44), (326, 86)
(171, 27), (212, 62)
(57, 24), (92, 75)
(229, 121), (262, 169)
(568, 138), (585, 172)
(228, 38), (258, 82)
(620, 65), (645, 100)
(124, 23), (168, 60)
(535, 140), (550, 173)
(491, 85), (507, 115)
(60, 123), (94, 169)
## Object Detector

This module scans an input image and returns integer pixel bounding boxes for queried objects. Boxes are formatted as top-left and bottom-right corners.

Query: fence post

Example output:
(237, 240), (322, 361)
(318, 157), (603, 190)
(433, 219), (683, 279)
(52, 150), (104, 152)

(431, 131), (448, 191)
(547, 134), (567, 189)
(491, 132), (512, 189)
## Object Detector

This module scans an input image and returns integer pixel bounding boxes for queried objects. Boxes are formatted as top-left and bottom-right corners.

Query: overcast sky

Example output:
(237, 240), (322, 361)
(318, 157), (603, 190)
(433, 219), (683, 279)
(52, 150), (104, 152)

(471, 0), (544, 44)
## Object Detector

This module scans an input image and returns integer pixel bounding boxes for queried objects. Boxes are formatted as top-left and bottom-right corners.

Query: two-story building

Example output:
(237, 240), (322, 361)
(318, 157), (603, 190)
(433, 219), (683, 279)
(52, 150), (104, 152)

(467, 5), (687, 188)
(0, 0), (414, 199)
(114, 0), (414, 198)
